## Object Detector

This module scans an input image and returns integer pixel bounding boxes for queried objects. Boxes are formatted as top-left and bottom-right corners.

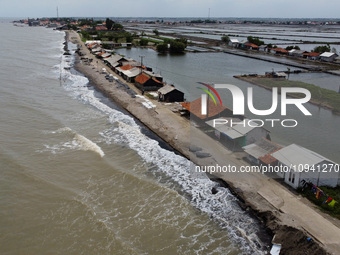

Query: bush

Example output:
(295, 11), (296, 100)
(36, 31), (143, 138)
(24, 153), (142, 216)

(139, 38), (148, 46)
(157, 43), (168, 53)
(170, 41), (185, 53)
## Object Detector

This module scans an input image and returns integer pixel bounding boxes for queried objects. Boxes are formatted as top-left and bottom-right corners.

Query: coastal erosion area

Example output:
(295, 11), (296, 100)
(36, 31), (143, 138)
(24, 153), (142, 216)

(66, 30), (340, 255)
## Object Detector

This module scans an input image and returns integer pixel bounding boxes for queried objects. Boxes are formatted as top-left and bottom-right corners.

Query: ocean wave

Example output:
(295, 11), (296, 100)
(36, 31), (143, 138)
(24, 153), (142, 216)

(57, 41), (266, 254)
(39, 127), (104, 157)
(100, 121), (265, 254)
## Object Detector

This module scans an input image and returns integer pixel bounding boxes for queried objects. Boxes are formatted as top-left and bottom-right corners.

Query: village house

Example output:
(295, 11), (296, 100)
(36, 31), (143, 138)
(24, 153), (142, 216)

(228, 39), (239, 47)
(271, 144), (340, 189)
(244, 42), (259, 50)
(319, 52), (338, 62)
(135, 72), (163, 92)
(104, 54), (128, 71)
(205, 118), (270, 150)
(242, 137), (282, 165)
(303, 52), (320, 60)
(258, 45), (268, 52)
(270, 48), (288, 55)
(180, 98), (235, 122)
(289, 49), (308, 58)
(143, 70), (163, 82)
(158, 85), (184, 102)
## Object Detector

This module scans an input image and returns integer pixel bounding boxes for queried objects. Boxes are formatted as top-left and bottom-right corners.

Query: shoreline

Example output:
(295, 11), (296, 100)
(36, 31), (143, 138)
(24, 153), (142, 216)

(66, 30), (340, 255)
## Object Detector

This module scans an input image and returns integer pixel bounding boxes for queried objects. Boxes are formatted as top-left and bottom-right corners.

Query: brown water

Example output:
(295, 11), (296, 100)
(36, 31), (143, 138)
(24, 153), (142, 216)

(0, 21), (270, 254)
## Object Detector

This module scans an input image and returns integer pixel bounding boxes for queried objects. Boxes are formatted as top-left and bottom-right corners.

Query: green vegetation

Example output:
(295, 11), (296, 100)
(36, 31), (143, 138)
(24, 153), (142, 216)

(80, 28), (136, 45)
(155, 38), (187, 53)
(221, 35), (230, 44)
(105, 18), (114, 30)
(139, 38), (149, 46)
(190, 19), (217, 23)
(298, 186), (340, 219)
(250, 78), (340, 114)
(153, 29), (159, 36)
(247, 36), (265, 46)
(285, 45), (301, 51)
(156, 43), (168, 53)
(313, 44), (331, 53)
(170, 40), (186, 53)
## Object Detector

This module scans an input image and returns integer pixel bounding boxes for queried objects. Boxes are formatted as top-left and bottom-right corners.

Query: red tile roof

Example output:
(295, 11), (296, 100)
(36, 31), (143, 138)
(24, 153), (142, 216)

(135, 73), (150, 84)
(258, 138), (282, 165)
(303, 52), (320, 57)
(120, 64), (134, 70)
(181, 98), (230, 120)
(95, 26), (107, 31)
(245, 43), (259, 48)
(272, 48), (288, 53)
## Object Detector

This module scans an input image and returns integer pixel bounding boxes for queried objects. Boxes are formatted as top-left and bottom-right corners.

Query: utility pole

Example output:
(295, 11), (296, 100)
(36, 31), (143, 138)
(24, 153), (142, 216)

(208, 8), (210, 19)
(139, 55), (145, 74)
(57, 6), (59, 19)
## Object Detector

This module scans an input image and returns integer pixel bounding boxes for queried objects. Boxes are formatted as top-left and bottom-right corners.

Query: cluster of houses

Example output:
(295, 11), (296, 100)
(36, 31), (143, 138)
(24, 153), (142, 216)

(228, 39), (340, 63)
(181, 98), (340, 190)
(84, 40), (184, 102)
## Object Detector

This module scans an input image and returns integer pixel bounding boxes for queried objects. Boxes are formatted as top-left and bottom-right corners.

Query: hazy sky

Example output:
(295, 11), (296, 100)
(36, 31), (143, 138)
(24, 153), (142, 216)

(1, 0), (340, 18)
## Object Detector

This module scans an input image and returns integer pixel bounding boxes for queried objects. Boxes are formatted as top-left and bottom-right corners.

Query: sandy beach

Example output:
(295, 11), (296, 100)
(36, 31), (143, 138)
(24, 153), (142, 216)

(68, 30), (340, 255)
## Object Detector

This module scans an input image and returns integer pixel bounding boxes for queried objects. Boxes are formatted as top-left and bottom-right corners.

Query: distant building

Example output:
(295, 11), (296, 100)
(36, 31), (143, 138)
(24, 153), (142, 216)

(95, 25), (108, 31)
(270, 48), (288, 55)
(271, 144), (340, 189)
(289, 50), (308, 58)
(244, 42), (259, 50)
(228, 39), (239, 47)
(303, 52), (320, 60)
(158, 85), (184, 102)
(258, 45), (268, 52)
(319, 52), (338, 62)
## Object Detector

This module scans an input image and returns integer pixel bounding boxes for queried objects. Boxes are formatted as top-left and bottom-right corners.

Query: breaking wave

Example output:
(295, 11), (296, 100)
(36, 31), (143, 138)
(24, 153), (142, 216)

(56, 40), (267, 254)
(40, 127), (104, 157)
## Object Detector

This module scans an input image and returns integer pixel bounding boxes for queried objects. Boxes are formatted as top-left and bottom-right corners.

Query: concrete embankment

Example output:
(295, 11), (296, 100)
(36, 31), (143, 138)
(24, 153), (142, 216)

(67, 30), (340, 255)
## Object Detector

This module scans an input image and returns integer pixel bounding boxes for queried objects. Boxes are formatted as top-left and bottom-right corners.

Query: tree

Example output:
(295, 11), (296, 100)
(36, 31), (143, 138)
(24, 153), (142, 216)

(156, 43), (168, 53)
(113, 23), (123, 30)
(105, 18), (114, 30)
(286, 45), (301, 51)
(176, 38), (188, 46)
(153, 29), (159, 36)
(114, 35), (120, 43)
(170, 41), (185, 53)
(139, 38), (148, 46)
(313, 45), (331, 53)
(332, 47), (337, 54)
(221, 35), (230, 44)
(126, 34), (133, 43)
(247, 36), (264, 46)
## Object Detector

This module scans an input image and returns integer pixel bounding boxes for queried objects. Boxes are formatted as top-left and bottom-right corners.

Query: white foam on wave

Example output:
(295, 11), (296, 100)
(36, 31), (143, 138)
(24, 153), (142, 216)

(40, 127), (104, 158)
(74, 133), (105, 158)
(99, 122), (265, 254)
(56, 40), (266, 254)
